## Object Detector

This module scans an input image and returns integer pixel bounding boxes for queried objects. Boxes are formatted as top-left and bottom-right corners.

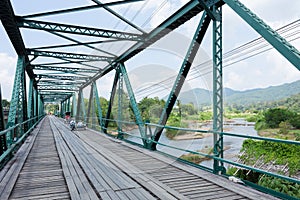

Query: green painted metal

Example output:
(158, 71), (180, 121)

(48, 31), (116, 57)
(117, 72), (124, 139)
(0, 86), (7, 155)
(71, 93), (77, 118)
(150, 12), (211, 150)
(224, 0), (300, 70)
(27, 49), (114, 62)
(92, 82), (103, 130)
(37, 74), (88, 81)
(76, 89), (86, 122)
(0, 115), (45, 167)
(87, 83), (95, 127)
(91, 0), (145, 33)
(212, 5), (225, 174)
(27, 79), (35, 127)
(67, 98), (70, 113)
(32, 39), (128, 51)
(34, 89), (38, 122)
(118, 63), (147, 145)
(6, 56), (28, 146)
(18, 19), (143, 41)
(104, 71), (119, 133)
(32, 65), (99, 73)
(60, 102), (63, 117)
(21, 0), (144, 19)
(80, 0), (219, 89)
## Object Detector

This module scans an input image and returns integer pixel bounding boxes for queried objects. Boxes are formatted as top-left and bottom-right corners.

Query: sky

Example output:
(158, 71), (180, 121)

(0, 0), (299, 101)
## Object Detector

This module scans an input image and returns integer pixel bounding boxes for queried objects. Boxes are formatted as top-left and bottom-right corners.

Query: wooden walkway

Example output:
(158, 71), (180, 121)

(0, 116), (278, 200)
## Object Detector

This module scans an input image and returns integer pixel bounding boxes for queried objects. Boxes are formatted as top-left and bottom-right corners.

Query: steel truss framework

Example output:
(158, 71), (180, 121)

(0, 0), (299, 175)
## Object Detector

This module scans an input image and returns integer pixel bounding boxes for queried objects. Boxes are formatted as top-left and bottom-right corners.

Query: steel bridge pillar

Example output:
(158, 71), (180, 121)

(71, 93), (77, 119)
(118, 63), (147, 146)
(117, 70), (123, 139)
(27, 79), (35, 127)
(76, 89), (86, 123)
(93, 82), (103, 131)
(104, 71), (119, 133)
(212, 5), (226, 174)
(6, 56), (28, 147)
(149, 12), (211, 150)
(0, 86), (7, 155)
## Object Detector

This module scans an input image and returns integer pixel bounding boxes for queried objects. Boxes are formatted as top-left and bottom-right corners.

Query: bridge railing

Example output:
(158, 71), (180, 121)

(83, 117), (300, 200)
(0, 114), (45, 168)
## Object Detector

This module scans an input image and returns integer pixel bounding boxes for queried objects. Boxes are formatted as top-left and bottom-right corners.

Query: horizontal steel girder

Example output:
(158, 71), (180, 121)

(21, 0), (144, 19)
(27, 49), (114, 62)
(80, 0), (221, 89)
(38, 85), (79, 91)
(38, 80), (83, 85)
(37, 74), (89, 81)
(32, 65), (100, 73)
(17, 18), (144, 41)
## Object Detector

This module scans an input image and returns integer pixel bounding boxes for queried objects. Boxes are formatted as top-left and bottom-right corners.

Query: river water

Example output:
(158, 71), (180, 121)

(127, 118), (258, 169)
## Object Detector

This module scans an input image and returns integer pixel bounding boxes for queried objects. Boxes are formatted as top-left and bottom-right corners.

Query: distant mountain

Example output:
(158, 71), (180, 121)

(176, 80), (300, 107)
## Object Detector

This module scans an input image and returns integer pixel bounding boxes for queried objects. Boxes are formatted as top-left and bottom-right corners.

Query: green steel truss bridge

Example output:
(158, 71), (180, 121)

(0, 0), (299, 199)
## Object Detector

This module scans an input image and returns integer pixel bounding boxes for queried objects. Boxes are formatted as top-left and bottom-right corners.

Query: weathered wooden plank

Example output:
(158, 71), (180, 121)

(181, 185), (225, 195)
(189, 190), (237, 199)
(100, 191), (112, 200)
(0, 118), (45, 200)
(9, 192), (70, 200)
(51, 120), (98, 200)
(218, 195), (245, 200)
(73, 127), (187, 200)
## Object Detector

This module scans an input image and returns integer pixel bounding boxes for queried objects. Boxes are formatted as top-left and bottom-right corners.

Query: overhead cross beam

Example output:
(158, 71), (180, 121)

(150, 11), (211, 150)
(32, 65), (99, 73)
(80, 0), (222, 89)
(21, 0), (144, 19)
(27, 49), (114, 62)
(38, 85), (79, 91)
(17, 18), (144, 41)
(37, 74), (88, 81)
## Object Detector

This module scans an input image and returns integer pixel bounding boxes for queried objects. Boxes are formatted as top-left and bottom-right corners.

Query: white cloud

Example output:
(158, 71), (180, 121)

(0, 53), (17, 100)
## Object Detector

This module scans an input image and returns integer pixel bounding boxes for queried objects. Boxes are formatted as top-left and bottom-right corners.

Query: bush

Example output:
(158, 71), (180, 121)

(278, 121), (291, 135)
(264, 108), (295, 128)
(258, 176), (300, 198)
(255, 120), (268, 131)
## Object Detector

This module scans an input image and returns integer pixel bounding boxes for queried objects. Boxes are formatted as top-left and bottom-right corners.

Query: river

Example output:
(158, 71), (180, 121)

(126, 118), (258, 169)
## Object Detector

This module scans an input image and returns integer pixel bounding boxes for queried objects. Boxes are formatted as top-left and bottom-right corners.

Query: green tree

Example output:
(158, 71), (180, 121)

(138, 97), (165, 121)
(2, 99), (10, 108)
(264, 108), (295, 128)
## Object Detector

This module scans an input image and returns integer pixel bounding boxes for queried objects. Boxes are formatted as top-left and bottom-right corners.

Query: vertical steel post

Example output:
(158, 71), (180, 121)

(27, 79), (34, 127)
(93, 82), (103, 131)
(71, 93), (77, 118)
(6, 56), (28, 145)
(117, 70), (123, 139)
(150, 12), (211, 150)
(77, 90), (86, 123)
(119, 63), (147, 145)
(212, 5), (225, 174)
(87, 84), (94, 126)
(34, 89), (38, 122)
(104, 71), (119, 133)
(0, 85), (7, 155)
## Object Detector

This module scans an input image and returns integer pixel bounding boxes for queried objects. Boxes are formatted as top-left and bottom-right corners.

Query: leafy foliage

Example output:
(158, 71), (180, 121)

(241, 139), (300, 175)
(258, 176), (300, 198)
(1, 99), (10, 108)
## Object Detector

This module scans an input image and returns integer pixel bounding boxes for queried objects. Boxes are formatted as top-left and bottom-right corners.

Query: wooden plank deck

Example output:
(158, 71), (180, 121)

(0, 116), (279, 200)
